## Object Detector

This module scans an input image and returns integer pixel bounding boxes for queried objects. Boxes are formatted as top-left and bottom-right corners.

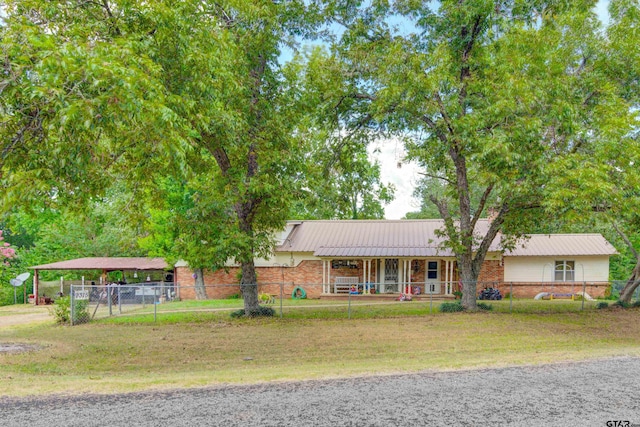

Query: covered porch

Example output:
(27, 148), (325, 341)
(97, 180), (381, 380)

(319, 257), (459, 296)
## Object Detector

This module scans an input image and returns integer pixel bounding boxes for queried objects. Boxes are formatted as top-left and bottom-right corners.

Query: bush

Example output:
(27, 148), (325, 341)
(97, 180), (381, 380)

(477, 302), (493, 311)
(53, 296), (90, 325)
(596, 301), (609, 309)
(230, 305), (276, 318)
(439, 302), (464, 313)
(613, 300), (630, 309)
(632, 300), (640, 308)
(73, 299), (89, 324)
(51, 296), (71, 324)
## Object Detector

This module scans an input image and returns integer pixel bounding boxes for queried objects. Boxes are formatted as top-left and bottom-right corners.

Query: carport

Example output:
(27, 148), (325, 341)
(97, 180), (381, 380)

(29, 257), (170, 305)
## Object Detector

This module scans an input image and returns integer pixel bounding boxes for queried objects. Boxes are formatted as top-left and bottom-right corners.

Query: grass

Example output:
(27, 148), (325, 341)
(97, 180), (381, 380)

(0, 301), (639, 397)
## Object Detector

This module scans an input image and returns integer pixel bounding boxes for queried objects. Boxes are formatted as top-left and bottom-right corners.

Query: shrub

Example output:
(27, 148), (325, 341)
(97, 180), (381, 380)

(477, 302), (493, 311)
(613, 300), (630, 309)
(51, 296), (71, 324)
(230, 305), (276, 318)
(73, 299), (90, 324)
(439, 302), (464, 313)
(596, 301), (609, 310)
(632, 300), (640, 308)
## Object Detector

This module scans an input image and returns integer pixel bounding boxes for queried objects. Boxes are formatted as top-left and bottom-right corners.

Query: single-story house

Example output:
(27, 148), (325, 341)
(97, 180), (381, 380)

(175, 219), (617, 299)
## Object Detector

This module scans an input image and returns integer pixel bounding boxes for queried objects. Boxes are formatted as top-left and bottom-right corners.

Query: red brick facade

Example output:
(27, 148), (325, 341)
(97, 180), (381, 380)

(478, 260), (504, 283)
(174, 257), (608, 299)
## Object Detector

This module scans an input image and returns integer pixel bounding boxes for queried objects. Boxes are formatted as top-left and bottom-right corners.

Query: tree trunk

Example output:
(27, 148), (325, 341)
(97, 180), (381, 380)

(193, 268), (208, 300)
(619, 260), (640, 303)
(237, 210), (261, 314)
(457, 253), (478, 310)
(240, 259), (260, 314)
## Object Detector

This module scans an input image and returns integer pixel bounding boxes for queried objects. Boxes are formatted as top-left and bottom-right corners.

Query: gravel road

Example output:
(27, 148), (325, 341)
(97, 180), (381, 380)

(2, 357), (639, 427)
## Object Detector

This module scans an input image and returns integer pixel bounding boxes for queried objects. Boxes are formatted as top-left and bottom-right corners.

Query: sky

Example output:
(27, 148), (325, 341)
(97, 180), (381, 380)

(371, 0), (612, 220)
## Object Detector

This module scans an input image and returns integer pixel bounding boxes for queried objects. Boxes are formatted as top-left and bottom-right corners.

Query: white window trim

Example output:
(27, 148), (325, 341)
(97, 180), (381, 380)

(554, 260), (575, 282)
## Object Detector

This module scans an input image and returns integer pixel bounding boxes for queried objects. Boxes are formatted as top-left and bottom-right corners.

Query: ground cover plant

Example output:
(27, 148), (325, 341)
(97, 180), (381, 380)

(1, 302), (639, 397)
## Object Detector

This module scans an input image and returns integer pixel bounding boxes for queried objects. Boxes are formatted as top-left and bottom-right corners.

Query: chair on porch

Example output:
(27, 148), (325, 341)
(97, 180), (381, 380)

(334, 277), (360, 294)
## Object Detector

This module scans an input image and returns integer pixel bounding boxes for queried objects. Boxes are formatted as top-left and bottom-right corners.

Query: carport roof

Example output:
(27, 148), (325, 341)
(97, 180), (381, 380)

(30, 257), (169, 271)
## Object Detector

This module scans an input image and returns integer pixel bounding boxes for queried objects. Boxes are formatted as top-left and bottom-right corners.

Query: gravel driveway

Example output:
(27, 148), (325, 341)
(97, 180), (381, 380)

(1, 357), (639, 427)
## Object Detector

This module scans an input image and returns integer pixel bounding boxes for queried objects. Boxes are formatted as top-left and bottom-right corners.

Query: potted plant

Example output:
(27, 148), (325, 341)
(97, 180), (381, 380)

(453, 290), (463, 300)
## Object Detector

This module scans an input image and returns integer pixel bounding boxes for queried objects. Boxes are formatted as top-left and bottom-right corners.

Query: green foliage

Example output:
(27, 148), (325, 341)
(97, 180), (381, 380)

(613, 300), (631, 309)
(73, 299), (90, 325)
(230, 306), (275, 318)
(0, 0), (337, 315)
(51, 296), (89, 324)
(476, 302), (493, 311)
(632, 300), (640, 308)
(439, 302), (464, 313)
(596, 301), (609, 310)
(51, 296), (71, 324)
(331, 0), (637, 311)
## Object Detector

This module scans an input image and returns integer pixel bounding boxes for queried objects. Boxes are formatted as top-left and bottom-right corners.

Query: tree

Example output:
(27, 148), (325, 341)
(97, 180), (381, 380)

(285, 47), (395, 220)
(330, 0), (636, 309)
(1, 1), (328, 314)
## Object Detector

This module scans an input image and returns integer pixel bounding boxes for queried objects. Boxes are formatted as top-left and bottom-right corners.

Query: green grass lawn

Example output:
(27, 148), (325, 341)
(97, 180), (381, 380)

(1, 300), (639, 397)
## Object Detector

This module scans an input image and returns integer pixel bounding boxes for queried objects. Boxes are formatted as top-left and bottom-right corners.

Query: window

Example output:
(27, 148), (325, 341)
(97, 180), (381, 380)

(554, 261), (575, 281)
(427, 261), (438, 280)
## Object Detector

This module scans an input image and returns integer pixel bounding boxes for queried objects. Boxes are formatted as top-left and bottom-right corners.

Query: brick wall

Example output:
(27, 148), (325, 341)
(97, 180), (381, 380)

(497, 282), (608, 299)
(478, 260), (504, 283)
(175, 260), (607, 300)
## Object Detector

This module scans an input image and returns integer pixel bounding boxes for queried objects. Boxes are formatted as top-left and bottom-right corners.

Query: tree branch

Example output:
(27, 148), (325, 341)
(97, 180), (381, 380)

(611, 219), (639, 260)
(470, 183), (494, 232)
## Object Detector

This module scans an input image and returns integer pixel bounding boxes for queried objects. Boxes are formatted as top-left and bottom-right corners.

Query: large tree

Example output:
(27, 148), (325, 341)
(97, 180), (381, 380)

(0, 0), (327, 314)
(330, 0), (636, 309)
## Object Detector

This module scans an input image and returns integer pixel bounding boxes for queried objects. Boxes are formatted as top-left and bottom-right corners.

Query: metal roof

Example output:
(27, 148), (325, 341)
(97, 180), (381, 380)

(30, 257), (169, 271)
(276, 220), (497, 257)
(505, 234), (618, 256)
(276, 220), (617, 258)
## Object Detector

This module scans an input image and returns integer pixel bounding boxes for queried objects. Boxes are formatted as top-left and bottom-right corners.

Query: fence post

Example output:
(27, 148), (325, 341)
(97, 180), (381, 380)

(70, 285), (75, 326)
(108, 285), (112, 316)
(118, 286), (122, 314)
(582, 281), (586, 311)
(510, 282), (513, 314)
(348, 290), (351, 319)
(429, 288), (433, 314)
(279, 282), (283, 319)
(154, 288), (157, 322)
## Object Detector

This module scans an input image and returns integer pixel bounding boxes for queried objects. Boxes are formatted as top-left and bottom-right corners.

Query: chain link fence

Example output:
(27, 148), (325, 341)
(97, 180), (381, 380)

(67, 280), (640, 325)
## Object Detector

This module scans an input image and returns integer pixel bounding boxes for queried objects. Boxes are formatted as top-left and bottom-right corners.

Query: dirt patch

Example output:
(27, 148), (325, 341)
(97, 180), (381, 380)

(0, 343), (42, 353)
(0, 309), (52, 329)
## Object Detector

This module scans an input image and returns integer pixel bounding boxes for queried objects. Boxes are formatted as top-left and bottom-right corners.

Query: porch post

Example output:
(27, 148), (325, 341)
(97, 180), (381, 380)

(449, 259), (455, 294)
(407, 259), (413, 294)
(34, 269), (39, 305)
(445, 260), (449, 293)
(322, 260), (326, 294)
(328, 259), (332, 293)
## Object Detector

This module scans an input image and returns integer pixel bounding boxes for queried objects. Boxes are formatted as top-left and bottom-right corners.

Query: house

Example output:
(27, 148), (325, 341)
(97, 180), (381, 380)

(174, 219), (617, 299)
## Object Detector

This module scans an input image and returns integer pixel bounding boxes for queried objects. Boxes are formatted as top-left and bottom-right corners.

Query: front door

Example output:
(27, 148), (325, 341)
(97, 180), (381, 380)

(426, 260), (440, 294)
(383, 258), (399, 293)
